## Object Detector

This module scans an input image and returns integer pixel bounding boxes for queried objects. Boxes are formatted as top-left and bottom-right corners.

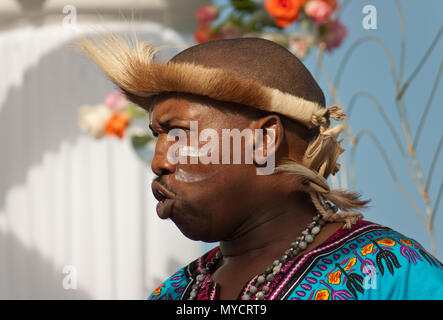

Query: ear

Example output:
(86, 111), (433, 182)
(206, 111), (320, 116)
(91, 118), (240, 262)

(250, 115), (284, 164)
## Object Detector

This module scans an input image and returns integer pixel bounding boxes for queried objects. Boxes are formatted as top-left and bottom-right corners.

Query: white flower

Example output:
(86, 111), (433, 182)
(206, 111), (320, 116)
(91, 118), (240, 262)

(78, 104), (112, 139)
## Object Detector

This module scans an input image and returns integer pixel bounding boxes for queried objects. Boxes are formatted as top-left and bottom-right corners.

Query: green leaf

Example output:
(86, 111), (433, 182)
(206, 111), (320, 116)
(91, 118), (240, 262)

(126, 104), (149, 119)
(230, 0), (258, 13)
(131, 133), (154, 149)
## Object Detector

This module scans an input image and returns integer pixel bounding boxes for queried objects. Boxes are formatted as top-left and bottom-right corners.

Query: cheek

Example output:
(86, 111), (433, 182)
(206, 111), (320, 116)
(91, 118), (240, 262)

(174, 166), (221, 183)
(165, 173), (220, 240)
(170, 166), (250, 241)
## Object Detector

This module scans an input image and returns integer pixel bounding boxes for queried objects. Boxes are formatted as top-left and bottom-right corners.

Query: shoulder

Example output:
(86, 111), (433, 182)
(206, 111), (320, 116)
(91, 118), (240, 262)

(148, 246), (221, 300)
(148, 267), (189, 300)
(287, 221), (443, 300)
(368, 226), (443, 299)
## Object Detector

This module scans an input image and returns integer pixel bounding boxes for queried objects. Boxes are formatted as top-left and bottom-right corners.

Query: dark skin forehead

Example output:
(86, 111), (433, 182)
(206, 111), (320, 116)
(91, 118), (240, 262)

(149, 92), (258, 131)
(149, 92), (317, 136)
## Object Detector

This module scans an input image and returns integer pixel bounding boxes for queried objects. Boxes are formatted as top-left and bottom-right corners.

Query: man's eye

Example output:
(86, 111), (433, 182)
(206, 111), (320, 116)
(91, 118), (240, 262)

(150, 126), (188, 138)
(149, 129), (159, 138)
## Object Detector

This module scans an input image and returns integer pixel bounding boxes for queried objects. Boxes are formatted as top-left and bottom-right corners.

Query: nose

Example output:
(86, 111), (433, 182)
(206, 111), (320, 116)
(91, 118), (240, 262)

(151, 136), (176, 177)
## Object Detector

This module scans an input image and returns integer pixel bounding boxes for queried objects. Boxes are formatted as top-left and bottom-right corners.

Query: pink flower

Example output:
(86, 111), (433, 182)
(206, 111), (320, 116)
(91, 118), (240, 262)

(104, 92), (128, 111)
(323, 19), (347, 52)
(196, 5), (219, 27)
(305, 0), (334, 25)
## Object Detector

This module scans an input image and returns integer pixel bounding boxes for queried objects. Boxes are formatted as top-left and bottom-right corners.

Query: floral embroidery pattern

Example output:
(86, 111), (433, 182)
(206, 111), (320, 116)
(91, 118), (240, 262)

(377, 238), (396, 247)
(149, 269), (188, 300)
(399, 239), (422, 265)
(149, 222), (443, 300)
(400, 239), (412, 246)
(314, 289), (330, 300)
(328, 270), (341, 285)
(287, 226), (441, 300)
(343, 257), (357, 271)
(372, 240), (401, 276)
(335, 262), (364, 299)
(319, 280), (354, 300)
(150, 283), (164, 299)
(360, 243), (374, 256)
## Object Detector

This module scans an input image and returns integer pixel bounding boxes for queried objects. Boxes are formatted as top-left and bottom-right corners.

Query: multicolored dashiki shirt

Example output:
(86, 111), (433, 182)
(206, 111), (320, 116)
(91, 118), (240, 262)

(148, 220), (443, 300)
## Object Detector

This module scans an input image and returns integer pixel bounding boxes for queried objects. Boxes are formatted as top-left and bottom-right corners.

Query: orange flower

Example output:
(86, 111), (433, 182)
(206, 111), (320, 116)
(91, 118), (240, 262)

(104, 112), (130, 138)
(360, 243), (374, 256)
(314, 289), (330, 300)
(274, 17), (295, 27)
(377, 238), (396, 246)
(264, 0), (305, 27)
(328, 270), (341, 284)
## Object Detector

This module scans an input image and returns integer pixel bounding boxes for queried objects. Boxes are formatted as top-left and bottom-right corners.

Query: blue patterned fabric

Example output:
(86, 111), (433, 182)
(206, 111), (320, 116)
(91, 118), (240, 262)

(148, 221), (443, 300)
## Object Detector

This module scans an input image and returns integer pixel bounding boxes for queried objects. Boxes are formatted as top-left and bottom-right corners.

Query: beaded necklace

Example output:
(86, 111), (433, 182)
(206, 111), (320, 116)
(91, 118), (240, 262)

(188, 213), (325, 300)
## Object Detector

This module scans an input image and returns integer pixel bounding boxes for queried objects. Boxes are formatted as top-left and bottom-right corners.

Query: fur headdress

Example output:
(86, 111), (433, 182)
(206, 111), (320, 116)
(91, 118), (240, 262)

(80, 35), (367, 228)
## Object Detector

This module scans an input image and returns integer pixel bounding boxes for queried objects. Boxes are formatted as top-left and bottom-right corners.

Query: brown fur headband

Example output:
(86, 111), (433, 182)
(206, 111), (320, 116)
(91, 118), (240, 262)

(80, 35), (344, 129)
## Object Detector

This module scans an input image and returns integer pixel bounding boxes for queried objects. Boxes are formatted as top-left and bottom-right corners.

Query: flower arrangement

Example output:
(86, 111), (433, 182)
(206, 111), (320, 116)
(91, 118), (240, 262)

(78, 92), (154, 149)
(194, 0), (347, 58)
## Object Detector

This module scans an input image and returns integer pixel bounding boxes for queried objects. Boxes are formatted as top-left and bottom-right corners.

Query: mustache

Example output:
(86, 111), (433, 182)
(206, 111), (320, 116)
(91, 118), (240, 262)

(152, 176), (176, 196)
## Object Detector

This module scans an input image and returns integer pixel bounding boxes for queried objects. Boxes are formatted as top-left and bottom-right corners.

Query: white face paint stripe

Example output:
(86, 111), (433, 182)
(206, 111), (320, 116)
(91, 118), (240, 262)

(178, 145), (216, 158)
(175, 167), (221, 183)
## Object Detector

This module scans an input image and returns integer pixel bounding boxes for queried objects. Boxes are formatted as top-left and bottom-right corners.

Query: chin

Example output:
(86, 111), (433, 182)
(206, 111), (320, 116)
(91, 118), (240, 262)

(170, 209), (208, 241)
(173, 221), (207, 241)
(172, 217), (224, 243)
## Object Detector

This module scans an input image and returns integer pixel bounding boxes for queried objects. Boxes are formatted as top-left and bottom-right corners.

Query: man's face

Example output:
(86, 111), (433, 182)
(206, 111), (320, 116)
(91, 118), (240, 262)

(149, 93), (261, 242)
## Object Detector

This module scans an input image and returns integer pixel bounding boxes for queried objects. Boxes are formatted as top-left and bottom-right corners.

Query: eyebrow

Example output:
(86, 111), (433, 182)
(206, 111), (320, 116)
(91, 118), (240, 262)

(148, 117), (188, 132)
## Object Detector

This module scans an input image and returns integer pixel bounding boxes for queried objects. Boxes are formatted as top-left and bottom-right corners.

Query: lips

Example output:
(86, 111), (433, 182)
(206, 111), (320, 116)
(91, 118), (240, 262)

(152, 181), (176, 219)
